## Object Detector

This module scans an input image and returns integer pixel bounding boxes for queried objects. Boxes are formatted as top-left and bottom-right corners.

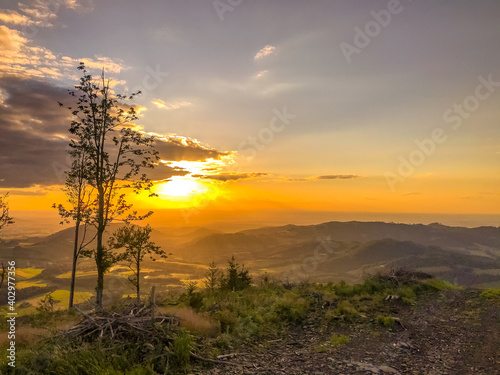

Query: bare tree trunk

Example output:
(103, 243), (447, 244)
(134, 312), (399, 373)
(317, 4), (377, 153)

(136, 258), (141, 303)
(95, 188), (105, 309)
(0, 262), (6, 289)
(69, 220), (80, 308)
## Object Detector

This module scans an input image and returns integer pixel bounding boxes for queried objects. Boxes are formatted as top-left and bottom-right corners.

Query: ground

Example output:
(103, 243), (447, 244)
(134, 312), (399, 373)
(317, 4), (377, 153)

(193, 289), (500, 375)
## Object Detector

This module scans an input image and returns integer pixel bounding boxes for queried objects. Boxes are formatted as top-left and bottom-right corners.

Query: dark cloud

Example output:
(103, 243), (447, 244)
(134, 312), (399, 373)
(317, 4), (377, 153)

(0, 76), (230, 188)
(0, 76), (70, 188)
(0, 189), (46, 196)
(191, 172), (268, 182)
(153, 136), (230, 162)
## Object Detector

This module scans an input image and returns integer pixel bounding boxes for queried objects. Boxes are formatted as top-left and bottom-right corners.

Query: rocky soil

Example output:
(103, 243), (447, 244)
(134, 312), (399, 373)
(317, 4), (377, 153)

(192, 289), (499, 375)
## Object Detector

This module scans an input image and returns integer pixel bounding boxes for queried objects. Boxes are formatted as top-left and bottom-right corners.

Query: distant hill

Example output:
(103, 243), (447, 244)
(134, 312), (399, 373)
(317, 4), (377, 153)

(1, 220), (499, 287)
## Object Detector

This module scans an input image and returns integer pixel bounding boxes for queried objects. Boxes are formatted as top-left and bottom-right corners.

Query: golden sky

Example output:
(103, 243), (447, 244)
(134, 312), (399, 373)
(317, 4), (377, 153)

(0, 0), (499, 226)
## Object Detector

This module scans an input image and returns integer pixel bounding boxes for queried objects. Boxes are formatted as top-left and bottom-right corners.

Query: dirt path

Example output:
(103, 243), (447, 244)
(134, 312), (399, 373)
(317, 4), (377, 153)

(193, 289), (500, 375)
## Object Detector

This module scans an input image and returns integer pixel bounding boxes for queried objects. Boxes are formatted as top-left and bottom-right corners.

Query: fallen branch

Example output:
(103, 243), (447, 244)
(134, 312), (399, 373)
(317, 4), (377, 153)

(190, 352), (239, 366)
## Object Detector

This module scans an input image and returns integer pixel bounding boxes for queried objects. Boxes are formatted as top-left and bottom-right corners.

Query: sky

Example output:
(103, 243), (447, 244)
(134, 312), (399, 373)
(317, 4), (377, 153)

(0, 0), (499, 228)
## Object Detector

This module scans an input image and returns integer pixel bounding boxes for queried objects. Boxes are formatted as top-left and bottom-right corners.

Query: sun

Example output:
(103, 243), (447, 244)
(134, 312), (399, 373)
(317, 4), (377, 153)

(134, 176), (222, 209)
(156, 177), (207, 198)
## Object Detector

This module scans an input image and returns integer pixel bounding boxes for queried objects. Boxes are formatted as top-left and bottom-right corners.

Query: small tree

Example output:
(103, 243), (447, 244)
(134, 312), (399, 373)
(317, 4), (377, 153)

(221, 256), (252, 292)
(0, 195), (14, 290)
(204, 261), (220, 292)
(53, 147), (95, 308)
(0, 262), (6, 289)
(59, 64), (159, 308)
(0, 194), (14, 233)
(108, 225), (166, 302)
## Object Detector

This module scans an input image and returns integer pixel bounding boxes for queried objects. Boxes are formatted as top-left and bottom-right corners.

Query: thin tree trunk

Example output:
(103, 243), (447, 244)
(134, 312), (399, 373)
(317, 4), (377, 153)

(136, 258), (141, 303)
(95, 187), (105, 309)
(69, 220), (80, 308)
(0, 263), (5, 289)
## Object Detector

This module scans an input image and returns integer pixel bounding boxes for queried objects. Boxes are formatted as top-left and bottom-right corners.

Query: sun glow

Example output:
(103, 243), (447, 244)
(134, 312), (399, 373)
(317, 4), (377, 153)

(156, 177), (207, 198)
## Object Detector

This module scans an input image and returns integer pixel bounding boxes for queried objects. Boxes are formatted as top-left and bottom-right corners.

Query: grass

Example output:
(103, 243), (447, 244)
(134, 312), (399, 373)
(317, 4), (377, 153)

(314, 334), (350, 352)
(423, 279), (462, 291)
(326, 300), (360, 322)
(25, 290), (93, 310)
(159, 307), (219, 336)
(0, 271), (486, 374)
(170, 330), (193, 372)
(56, 270), (98, 279)
(480, 288), (500, 300)
(16, 267), (44, 279)
(16, 280), (47, 289)
(330, 333), (350, 347)
(376, 314), (395, 328)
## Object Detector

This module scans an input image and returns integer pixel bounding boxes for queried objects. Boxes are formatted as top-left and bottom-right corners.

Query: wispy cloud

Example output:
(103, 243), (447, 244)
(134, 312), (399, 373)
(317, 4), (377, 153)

(254, 45), (277, 60)
(153, 99), (192, 110)
(0, 25), (125, 80)
(11, 0), (94, 28)
(254, 70), (268, 79)
(0, 10), (36, 26)
(192, 172), (268, 182)
(316, 175), (360, 180)
(285, 175), (361, 182)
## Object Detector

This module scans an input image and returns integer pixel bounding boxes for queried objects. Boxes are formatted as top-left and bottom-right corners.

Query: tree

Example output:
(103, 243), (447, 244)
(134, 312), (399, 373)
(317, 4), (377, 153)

(221, 256), (252, 292)
(0, 194), (14, 290)
(53, 147), (95, 308)
(108, 225), (166, 302)
(0, 262), (6, 289)
(59, 63), (159, 308)
(204, 261), (220, 292)
(0, 194), (13, 233)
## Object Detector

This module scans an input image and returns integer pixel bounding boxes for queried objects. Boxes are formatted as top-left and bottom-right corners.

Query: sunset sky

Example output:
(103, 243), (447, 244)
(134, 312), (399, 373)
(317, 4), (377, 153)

(0, 0), (499, 228)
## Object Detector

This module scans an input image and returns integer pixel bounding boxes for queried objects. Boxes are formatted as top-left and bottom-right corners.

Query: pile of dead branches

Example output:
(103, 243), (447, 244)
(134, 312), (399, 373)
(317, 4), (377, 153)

(64, 303), (179, 343)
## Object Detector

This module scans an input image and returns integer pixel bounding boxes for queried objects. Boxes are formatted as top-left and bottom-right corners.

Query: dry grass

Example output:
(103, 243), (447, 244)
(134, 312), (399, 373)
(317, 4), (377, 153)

(0, 327), (50, 348)
(159, 306), (219, 336)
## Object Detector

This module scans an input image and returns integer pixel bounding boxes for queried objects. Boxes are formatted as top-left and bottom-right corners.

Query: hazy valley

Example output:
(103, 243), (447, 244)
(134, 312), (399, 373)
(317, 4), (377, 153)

(2, 220), (499, 312)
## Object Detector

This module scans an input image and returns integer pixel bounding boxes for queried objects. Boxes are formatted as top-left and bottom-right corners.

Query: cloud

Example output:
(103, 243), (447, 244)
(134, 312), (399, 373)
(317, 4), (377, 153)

(254, 45), (277, 60)
(0, 188), (47, 196)
(0, 76), (232, 188)
(191, 172), (268, 182)
(285, 175), (361, 182)
(62, 0), (94, 13)
(17, 0), (58, 27)
(0, 10), (35, 26)
(0, 25), (125, 80)
(153, 99), (192, 110)
(254, 70), (268, 79)
(153, 135), (231, 162)
(9, 0), (95, 29)
(316, 175), (360, 180)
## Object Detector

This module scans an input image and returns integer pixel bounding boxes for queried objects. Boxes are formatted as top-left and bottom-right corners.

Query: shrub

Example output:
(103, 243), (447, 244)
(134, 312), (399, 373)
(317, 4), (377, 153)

(220, 256), (252, 292)
(424, 279), (462, 291)
(36, 292), (57, 314)
(170, 330), (193, 372)
(333, 281), (355, 297)
(330, 334), (350, 347)
(480, 288), (500, 300)
(334, 300), (359, 322)
(215, 308), (238, 333)
(376, 314), (395, 328)
(272, 292), (309, 323)
(159, 307), (219, 336)
(313, 334), (349, 352)
(396, 286), (417, 304)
